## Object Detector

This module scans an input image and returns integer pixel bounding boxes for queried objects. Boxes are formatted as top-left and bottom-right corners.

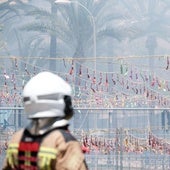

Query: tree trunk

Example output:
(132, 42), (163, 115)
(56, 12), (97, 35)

(49, 3), (57, 71)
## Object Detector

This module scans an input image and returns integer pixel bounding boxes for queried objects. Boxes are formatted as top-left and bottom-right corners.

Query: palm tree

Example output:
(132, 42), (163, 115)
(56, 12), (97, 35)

(56, 0), (126, 58)
(119, 0), (170, 57)
(10, 0), (58, 71)
(55, 0), (127, 82)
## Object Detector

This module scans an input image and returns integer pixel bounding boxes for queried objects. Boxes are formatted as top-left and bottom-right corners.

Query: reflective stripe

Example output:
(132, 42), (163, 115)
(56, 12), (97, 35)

(6, 143), (58, 170)
(38, 147), (58, 170)
(6, 143), (19, 168)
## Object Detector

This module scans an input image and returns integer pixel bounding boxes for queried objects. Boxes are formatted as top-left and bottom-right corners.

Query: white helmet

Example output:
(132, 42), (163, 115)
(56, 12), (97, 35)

(23, 71), (74, 119)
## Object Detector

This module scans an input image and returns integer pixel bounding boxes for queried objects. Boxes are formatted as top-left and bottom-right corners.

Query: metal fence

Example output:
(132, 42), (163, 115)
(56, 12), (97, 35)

(0, 108), (170, 169)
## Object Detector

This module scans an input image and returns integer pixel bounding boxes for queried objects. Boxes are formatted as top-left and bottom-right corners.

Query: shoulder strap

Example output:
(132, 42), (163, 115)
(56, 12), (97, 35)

(58, 129), (77, 142)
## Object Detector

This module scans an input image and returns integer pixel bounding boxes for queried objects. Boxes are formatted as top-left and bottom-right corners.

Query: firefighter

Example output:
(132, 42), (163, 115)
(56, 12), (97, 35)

(3, 71), (88, 170)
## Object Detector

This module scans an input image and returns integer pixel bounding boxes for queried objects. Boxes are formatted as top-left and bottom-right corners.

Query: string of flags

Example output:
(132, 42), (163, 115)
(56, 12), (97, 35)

(0, 56), (169, 108)
(1, 128), (170, 155)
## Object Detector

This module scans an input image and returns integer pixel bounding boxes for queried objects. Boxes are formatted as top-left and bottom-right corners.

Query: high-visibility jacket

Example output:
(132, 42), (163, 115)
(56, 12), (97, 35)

(2, 128), (88, 170)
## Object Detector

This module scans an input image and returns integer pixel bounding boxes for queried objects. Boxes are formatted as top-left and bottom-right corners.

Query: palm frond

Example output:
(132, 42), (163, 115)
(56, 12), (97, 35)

(98, 27), (124, 41)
